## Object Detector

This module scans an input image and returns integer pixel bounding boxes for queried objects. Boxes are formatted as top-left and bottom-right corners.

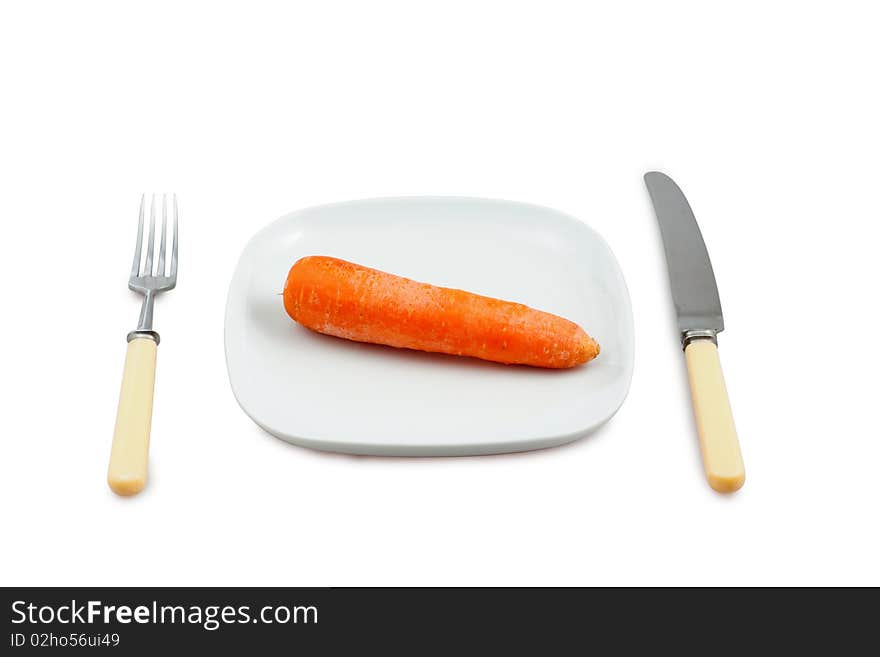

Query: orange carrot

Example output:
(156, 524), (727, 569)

(283, 256), (599, 368)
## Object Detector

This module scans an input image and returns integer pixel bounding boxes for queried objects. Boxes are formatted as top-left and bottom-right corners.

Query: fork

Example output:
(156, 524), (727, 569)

(108, 194), (178, 496)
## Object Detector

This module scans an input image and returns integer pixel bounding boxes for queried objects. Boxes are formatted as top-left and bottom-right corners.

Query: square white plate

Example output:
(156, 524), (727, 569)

(225, 197), (633, 455)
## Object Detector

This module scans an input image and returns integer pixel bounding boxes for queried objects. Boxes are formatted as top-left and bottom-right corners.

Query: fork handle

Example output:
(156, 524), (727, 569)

(108, 336), (158, 496)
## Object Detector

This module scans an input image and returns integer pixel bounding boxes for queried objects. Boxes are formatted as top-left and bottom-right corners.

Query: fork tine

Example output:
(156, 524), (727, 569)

(157, 194), (168, 276)
(170, 194), (178, 279)
(144, 194), (157, 276)
(131, 194), (145, 278)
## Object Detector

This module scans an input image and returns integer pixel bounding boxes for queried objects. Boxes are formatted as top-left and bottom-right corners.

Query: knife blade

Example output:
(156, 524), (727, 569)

(644, 171), (723, 337)
(644, 172), (745, 493)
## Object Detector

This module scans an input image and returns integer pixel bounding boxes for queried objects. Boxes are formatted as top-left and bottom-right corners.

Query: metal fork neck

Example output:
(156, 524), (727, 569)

(137, 290), (156, 331)
(129, 289), (160, 343)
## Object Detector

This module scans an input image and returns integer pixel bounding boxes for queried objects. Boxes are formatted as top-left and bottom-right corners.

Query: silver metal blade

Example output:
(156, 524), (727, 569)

(644, 172), (724, 334)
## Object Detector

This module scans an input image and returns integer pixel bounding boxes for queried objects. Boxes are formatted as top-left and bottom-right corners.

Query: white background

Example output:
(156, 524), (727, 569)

(2, 1), (878, 586)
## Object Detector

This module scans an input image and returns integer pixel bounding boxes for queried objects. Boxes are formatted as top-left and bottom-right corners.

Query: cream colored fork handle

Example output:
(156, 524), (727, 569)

(108, 337), (157, 496)
(684, 339), (745, 493)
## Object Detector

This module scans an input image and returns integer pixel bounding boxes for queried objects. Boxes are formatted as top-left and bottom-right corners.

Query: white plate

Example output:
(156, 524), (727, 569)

(225, 197), (633, 455)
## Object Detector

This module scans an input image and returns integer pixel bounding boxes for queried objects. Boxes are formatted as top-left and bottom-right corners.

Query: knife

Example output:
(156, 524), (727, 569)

(644, 172), (745, 492)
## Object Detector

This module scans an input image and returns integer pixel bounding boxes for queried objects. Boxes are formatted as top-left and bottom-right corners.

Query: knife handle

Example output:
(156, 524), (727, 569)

(684, 339), (745, 492)
(108, 337), (157, 496)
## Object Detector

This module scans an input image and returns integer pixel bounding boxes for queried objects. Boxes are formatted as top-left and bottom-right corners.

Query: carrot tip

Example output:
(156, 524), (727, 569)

(582, 335), (600, 363)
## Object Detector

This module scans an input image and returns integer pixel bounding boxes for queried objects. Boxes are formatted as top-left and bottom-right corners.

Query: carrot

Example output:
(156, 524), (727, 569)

(283, 256), (599, 369)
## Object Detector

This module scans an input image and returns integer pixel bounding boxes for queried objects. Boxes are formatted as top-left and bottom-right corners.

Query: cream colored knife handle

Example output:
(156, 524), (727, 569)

(684, 339), (745, 493)
(108, 337), (157, 496)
